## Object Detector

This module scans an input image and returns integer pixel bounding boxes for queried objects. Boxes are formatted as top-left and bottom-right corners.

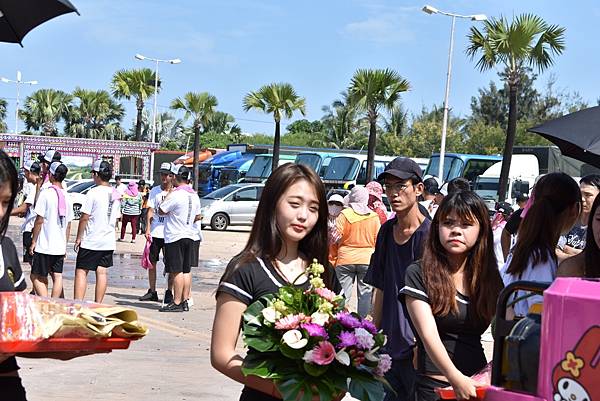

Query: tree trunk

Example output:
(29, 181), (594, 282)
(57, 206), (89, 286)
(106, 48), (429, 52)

(366, 114), (377, 184)
(498, 83), (518, 202)
(135, 103), (143, 142)
(272, 120), (281, 174)
(192, 127), (200, 191)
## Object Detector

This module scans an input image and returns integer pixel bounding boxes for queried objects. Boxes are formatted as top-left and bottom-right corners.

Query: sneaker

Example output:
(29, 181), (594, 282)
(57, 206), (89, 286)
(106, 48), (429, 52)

(158, 302), (184, 312)
(182, 300), (189, 312)
(139, 289), (159, 302)
(187, 298), (194, 308)
(130, 240), (136, 243)
(163, 289), (174, 305)
(117, 238), (124, 242)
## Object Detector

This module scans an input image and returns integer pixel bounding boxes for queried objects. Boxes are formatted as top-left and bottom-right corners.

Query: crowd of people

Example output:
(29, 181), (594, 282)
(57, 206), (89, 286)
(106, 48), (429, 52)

(1, 145), (598, 401)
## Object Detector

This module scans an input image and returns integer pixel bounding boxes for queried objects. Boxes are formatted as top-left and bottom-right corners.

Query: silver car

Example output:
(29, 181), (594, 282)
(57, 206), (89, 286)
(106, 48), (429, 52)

(201, 184), (264, 231)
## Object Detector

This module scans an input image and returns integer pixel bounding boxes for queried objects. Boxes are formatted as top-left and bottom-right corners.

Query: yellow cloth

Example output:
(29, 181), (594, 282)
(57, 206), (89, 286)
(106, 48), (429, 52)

(330, 209), (380, 266)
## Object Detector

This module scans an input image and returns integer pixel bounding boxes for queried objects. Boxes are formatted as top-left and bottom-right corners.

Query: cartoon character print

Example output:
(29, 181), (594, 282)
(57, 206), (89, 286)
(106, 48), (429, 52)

(552, 326), (600, 401)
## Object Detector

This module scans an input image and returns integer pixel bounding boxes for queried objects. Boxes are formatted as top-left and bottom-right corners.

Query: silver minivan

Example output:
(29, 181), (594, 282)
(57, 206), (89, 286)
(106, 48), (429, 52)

(200, 183), (264, 231)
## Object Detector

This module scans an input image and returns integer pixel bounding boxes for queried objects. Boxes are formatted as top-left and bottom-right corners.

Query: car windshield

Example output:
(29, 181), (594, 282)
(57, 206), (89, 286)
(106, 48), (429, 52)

(473, 179), (499, 200)
(203, 185), (239, 200)
(296, 154), (321, 172)
(425, 156), (464, 181)
(67, 181), (94, 193)
(246, 157), (271, 178)
(323, 157), (360, 181)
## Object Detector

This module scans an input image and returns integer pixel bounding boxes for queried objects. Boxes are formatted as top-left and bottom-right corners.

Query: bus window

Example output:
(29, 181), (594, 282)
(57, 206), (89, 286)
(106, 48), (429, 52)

(463, 159), (499, 183)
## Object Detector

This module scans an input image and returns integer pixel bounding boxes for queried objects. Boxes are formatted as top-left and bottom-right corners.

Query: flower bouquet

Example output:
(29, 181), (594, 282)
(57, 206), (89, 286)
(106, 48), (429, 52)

(241, 260), (392, 401)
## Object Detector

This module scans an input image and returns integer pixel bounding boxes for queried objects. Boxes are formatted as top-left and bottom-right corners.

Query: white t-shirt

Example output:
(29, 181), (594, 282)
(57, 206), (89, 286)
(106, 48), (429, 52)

(33, 187), (73, 255)
(80, 185), (121, 251)
(492, 223), (506, 270)
(116, 183), (127, 195)
(159, 187), (201, 244)
(193, 219), (203, 242)
(21, 182), (37, 232)
(147, 185), (169, 239)
(501, 250), (556, 316)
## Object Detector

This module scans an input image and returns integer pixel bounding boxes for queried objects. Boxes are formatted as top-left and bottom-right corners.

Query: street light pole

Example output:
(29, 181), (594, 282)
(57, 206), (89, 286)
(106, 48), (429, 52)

(134, 53), (181, 180)
(422, 5), (486, 182)
(1, 70), (38, 134)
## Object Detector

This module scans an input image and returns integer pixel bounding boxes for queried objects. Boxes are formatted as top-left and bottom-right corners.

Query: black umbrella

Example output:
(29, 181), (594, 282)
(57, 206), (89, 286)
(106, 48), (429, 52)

(528, 106), (600, 169)
(0, 0), (79, 46)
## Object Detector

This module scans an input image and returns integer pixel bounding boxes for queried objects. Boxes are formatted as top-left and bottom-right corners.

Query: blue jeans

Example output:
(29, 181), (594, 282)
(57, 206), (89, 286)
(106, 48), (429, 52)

(384, 357), (416, 401)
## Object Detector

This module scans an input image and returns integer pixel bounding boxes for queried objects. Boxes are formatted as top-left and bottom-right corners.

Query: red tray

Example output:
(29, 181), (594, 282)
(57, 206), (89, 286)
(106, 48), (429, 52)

(436, 385), (488, 400)
(0, 337), (131, 353)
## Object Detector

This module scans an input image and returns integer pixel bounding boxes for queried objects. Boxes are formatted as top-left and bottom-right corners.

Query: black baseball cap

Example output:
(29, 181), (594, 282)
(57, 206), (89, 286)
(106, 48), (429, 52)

(38, 149), (61, 163)
(496, 201), (513, 215)
(91, 160), (112, 174)
(377, 157), (423, 182)
(423, 177), (440, 194)
(170, 163), (190, 180)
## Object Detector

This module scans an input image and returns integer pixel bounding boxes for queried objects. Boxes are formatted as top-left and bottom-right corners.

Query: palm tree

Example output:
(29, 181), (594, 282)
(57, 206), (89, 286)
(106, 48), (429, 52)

(348, 69), (410, 181)
(0, 98), (7, 132)
(20, 89), (72, 136)
(171, 92), (218, 190)
(383, 101), (408, 137)
(111, 68), (159, 141)
(243, 83), (306, 171)
(66, 88), (125, 139)
(467, 14), (565, 201)
(319, 91), (362, 149)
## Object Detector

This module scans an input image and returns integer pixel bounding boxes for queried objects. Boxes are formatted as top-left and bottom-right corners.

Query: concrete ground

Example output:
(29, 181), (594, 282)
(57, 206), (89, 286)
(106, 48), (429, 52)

(8, 221), (493, 401)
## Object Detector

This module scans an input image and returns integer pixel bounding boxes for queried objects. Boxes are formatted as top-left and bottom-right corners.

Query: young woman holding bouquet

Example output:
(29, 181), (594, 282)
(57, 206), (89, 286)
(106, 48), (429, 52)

(211, 163), (340, 401)
(400, 191), (503, 401)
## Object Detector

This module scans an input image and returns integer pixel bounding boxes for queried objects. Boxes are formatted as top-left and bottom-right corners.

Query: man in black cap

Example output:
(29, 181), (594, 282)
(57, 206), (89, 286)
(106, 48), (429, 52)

(364, 157), (431, 401)
(37, 149), (62, 191)
(158, 164), (201, 312)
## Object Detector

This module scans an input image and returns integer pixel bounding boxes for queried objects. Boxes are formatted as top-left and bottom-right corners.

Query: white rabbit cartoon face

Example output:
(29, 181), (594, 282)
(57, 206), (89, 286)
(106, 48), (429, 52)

(554, 378), (590, 401)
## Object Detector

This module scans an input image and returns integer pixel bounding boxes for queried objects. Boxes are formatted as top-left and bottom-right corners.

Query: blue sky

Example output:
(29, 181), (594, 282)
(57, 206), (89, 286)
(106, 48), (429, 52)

(1, 0), (599, 136)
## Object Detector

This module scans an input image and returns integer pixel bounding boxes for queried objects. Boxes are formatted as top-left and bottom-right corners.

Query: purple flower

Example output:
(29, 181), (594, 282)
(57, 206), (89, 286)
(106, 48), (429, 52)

(354, 327), (375, 350)
(374, 354), (392, 376)
(335, 312), (361, 329)
(361, 319), (378, 335)
(301, 323), (328, 339)
(337, 331), (358, 348)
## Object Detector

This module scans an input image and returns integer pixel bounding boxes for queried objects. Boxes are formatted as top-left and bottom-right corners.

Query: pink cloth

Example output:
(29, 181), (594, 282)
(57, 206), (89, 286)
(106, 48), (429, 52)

(141, 238), (153, 269)
(491, 212), (507, 231)
(175, 184), (196, 194)
(125, 181), (138, 197)
(112, 188), (122, 201)
(49, 185), (67, 217)
(521, 192), (535, 219)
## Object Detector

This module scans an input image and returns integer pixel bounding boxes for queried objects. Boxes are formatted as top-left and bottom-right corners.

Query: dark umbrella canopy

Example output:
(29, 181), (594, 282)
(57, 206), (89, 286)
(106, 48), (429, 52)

(0, 0), (79, 46)
(528, 106), (600, 169)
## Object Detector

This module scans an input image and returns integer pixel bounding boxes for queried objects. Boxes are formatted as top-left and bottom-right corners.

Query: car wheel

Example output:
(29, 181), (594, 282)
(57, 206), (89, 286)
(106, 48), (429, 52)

(211, 213), (229, 231)
(73, 204), (82, 220)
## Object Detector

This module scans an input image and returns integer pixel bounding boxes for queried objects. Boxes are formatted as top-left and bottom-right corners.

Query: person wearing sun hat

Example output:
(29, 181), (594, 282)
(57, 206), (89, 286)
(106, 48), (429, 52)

(330, 186), (380, 318)
(30, 162), (73, 298)
(364, 156), (431, 401)
(366, 181), (388, 224)
(74, 159), (121, 303)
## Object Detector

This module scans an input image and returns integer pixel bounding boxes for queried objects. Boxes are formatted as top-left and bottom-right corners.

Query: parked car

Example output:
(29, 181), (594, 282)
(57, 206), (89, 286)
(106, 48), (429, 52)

(200, 183), (265, 231)
(66, 180), (96, 219)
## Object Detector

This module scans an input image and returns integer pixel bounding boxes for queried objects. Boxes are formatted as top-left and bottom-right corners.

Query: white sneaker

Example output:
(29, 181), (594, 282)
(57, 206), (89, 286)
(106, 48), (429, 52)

(187, 298), (194, 308)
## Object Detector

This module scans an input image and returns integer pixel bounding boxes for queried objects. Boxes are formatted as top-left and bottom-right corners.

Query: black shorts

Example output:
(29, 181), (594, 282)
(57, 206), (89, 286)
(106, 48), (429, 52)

(32, 252), (64, 276)
(164, 238), (193, 274)
(191, 240), (200, 267)
(22, 232), (33, 264)
(76, 248), (113, 270)
(149, 237), (166, 264)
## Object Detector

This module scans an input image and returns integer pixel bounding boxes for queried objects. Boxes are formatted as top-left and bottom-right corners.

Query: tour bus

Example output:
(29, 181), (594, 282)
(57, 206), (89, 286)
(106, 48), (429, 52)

(218, 157), (255, 188)
(294, 151), (339, 177)
(424, 153), (502, 183)
(197, 150), (249, 196)
(321, 154), (396, 189)
(241, 154), (297, 183)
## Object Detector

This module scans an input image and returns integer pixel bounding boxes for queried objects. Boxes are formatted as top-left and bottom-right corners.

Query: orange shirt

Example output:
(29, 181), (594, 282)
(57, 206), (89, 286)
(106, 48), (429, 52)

(330, 208), (380, 267)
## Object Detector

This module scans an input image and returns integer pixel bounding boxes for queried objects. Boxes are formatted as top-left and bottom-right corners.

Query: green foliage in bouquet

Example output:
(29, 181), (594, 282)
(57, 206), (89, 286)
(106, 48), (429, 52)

(241, 260), (392, 401)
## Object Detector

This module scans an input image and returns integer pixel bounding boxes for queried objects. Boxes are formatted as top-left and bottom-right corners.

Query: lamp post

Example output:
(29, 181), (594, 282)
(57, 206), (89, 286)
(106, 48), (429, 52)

(422, 5), (486, 181)
(134, 53), (181, 179)
(0, 71), (38, 134)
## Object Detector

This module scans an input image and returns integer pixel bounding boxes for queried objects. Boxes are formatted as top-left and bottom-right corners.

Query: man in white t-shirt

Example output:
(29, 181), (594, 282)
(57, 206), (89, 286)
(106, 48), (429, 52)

(74, 160), (121, 303)
(139, 162), (173, 303)
(11, 160), (41, 266)
(158, 164), (201, 312)
(30, 162), (73, 298)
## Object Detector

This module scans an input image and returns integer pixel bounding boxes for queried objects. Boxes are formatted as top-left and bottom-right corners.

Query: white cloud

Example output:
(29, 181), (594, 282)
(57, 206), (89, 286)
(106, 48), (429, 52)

(342, 5), (418, 45)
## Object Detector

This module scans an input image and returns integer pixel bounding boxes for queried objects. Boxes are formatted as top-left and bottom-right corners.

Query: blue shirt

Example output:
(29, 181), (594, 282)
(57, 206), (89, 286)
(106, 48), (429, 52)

(364, 217), (430, 360)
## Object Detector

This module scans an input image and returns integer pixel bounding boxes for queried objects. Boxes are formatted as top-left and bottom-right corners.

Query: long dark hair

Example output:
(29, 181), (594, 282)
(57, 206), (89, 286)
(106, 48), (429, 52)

(221, 163), (335, 289)
(584, 195), (600, 278)
(507, 173), (580, 276)
(421, 191), (502, 321)
(0, 151), (18, 239)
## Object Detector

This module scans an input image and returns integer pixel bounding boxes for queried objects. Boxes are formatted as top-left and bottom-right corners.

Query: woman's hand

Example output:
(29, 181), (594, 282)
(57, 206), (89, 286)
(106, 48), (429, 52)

(448, 371), (478, 400)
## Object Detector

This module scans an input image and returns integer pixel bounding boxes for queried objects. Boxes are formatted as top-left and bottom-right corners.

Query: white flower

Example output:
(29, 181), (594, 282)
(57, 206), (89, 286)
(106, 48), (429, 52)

(310, 312), (330, 326)
(303, 350), (315, 363)
(365, 350), (379, 362)
(335, 350), (351, 366)
(262, 307), (279, 323)
(282, 329), (308, 349)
